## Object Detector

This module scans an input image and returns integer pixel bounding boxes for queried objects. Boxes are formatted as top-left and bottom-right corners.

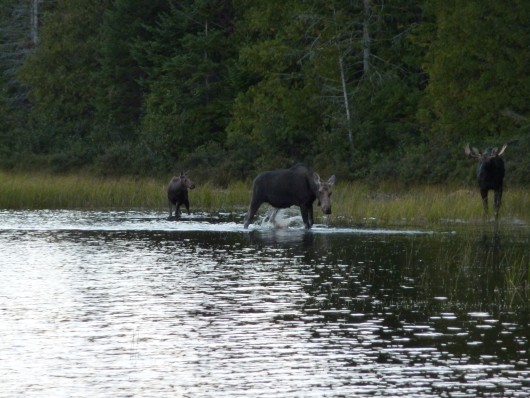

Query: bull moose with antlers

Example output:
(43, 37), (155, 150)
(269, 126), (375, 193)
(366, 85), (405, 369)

(464, 143), (508, 219)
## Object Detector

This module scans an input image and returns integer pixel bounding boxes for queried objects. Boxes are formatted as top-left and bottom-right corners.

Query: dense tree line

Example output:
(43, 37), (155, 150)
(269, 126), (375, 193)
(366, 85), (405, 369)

(1, 0), (529, 185)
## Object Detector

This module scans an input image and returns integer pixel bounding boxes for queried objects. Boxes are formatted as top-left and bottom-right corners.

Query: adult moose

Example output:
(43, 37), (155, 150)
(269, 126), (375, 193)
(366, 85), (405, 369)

(464, 143), (507, 219)
(167, 172), (195, 218)
(244, 164), (336, 229)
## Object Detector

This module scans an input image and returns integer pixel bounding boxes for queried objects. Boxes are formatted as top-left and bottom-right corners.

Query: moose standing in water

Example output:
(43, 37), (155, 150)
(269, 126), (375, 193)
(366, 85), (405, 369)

(244, 164), (336, 229)
(464, 143), (507, 219)
(167, 172), (195, 219)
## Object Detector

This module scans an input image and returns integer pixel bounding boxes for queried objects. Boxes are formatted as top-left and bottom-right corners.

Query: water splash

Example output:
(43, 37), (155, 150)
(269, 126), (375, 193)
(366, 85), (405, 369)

(260, 207), (305, 229)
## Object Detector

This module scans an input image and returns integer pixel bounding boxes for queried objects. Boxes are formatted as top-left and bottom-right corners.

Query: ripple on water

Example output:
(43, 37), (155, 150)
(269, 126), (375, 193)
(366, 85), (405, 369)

(0, 210), (529, 396)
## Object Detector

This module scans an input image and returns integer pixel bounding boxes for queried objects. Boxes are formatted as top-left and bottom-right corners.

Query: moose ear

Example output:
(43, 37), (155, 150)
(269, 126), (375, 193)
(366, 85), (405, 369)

(497, 143), (507, 156)
(327, 175), (336, 186)
(313, 172), (322, 185)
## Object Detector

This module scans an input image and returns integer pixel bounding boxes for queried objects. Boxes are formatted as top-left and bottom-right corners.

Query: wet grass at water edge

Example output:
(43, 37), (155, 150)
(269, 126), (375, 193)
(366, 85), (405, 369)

(0, 171), (528, 225)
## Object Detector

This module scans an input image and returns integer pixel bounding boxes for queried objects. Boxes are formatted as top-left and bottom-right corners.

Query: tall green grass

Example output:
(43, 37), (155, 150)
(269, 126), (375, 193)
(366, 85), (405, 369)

(0, 171), (528, 225)
(335, 183), (530, 225)
(0, 172), (164, 210)
(0, 171), (250, 213)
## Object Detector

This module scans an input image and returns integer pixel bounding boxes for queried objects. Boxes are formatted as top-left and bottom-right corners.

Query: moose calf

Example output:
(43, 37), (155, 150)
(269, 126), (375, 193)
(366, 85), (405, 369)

(167, 172), (195, 218)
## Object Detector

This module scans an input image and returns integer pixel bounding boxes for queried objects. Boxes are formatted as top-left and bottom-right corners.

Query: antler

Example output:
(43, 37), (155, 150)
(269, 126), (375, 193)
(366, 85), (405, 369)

(464, 144), (481, 159)
(488, 143), (508, 159)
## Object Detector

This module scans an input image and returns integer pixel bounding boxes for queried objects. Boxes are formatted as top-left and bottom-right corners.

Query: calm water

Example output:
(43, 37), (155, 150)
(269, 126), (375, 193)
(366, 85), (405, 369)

(0, 209), (529, 397)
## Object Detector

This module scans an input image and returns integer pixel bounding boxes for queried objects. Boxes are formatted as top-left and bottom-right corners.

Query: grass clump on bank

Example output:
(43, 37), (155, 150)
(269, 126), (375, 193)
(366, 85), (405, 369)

(0, 171), (528, 225)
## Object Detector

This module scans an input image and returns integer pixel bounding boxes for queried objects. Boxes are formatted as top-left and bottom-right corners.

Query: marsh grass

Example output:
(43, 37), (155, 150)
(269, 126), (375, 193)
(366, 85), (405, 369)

(504, 252), (530, 307)
(0, 172), (163, 210)
(334, 183), (530, 226)
(0, 171), (528, 225)
(0, 171), (250, 213)
(411, 233), (529, 310)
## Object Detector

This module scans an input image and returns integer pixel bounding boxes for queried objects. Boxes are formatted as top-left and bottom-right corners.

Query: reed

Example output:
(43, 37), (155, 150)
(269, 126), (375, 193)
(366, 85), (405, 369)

(413, 236), (529, 310)
(0, 171), (528, 225)
(504, 252), (530, 307)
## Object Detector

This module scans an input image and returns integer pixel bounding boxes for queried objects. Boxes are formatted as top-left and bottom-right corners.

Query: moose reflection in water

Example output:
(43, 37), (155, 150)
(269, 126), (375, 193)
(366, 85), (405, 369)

(244, 164), (336, 229)
(167, 172), (195, 219)
(465, 143), (507, 219)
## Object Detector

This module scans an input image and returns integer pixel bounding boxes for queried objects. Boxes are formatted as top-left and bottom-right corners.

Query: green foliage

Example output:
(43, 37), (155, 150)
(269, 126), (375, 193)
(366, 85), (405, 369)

(18, 0), (105, 140)
(93, 0), (169, 149)
(0, 0), (33, 166)
(423, 0), (530, 142)
(137, 0), (237, 172)
(0, 0), (528, 185)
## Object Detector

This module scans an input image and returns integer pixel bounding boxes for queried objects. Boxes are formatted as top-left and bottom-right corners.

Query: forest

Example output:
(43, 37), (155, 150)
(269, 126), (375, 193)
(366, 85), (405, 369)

(1, 0), (529, 186)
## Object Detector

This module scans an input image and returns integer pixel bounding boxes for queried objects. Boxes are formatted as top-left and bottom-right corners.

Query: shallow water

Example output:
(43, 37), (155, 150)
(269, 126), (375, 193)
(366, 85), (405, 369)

(0, 209), (528, 397)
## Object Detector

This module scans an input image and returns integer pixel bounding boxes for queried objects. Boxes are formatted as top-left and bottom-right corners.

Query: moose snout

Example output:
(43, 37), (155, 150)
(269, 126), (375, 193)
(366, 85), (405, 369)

(322, 206), (332, 215)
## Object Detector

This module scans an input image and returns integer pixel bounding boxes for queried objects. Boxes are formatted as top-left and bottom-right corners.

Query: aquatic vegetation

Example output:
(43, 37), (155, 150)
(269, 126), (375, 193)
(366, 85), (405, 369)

(411, 231), (530, 311)
(504, 252), (530, 307)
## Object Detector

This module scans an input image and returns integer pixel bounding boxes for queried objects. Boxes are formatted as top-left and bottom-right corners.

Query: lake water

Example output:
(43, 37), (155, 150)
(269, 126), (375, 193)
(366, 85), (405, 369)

(0, 209), (528, 397)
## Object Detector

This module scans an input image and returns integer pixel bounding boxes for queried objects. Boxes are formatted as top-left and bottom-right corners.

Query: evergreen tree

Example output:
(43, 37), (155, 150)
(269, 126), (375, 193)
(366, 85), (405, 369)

(226, 0), (326, 176)
(18, 0), (107, 166)
(94, 0), (169, 147)
(227, 0), (425, 178)
(0, 0), (35, 166)
(423, 0), (530, 143)
(137, 0), (237, 173)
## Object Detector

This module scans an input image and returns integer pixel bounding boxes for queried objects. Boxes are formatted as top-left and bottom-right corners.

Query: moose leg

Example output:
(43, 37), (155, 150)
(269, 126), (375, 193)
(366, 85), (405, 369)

(307, 205), (314, 228)
(493, 187), (503, 219)
(168, 201), (174, 218)
(184, 192), (190, 214)
(480, 188), (489, 215)
(244, 199), (261, 229)
(299, 205), (311, 229)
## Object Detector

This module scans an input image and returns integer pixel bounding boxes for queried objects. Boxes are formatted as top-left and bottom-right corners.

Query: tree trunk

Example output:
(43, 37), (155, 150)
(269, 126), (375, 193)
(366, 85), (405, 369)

(30, 0), (39, 46)
(339, 55), (353, 147)
(362, 0), (371, 75)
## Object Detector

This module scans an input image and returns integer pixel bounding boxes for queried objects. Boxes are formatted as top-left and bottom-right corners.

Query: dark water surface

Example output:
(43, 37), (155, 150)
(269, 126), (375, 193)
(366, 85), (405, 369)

(0, 210), (529, 397)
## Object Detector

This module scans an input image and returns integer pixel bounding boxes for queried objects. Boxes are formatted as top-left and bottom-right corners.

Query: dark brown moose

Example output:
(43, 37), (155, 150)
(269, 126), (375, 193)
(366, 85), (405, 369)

(167, 172), (195, 218)
(464, 143), (507, 219)
(244, 164), (336, 229)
